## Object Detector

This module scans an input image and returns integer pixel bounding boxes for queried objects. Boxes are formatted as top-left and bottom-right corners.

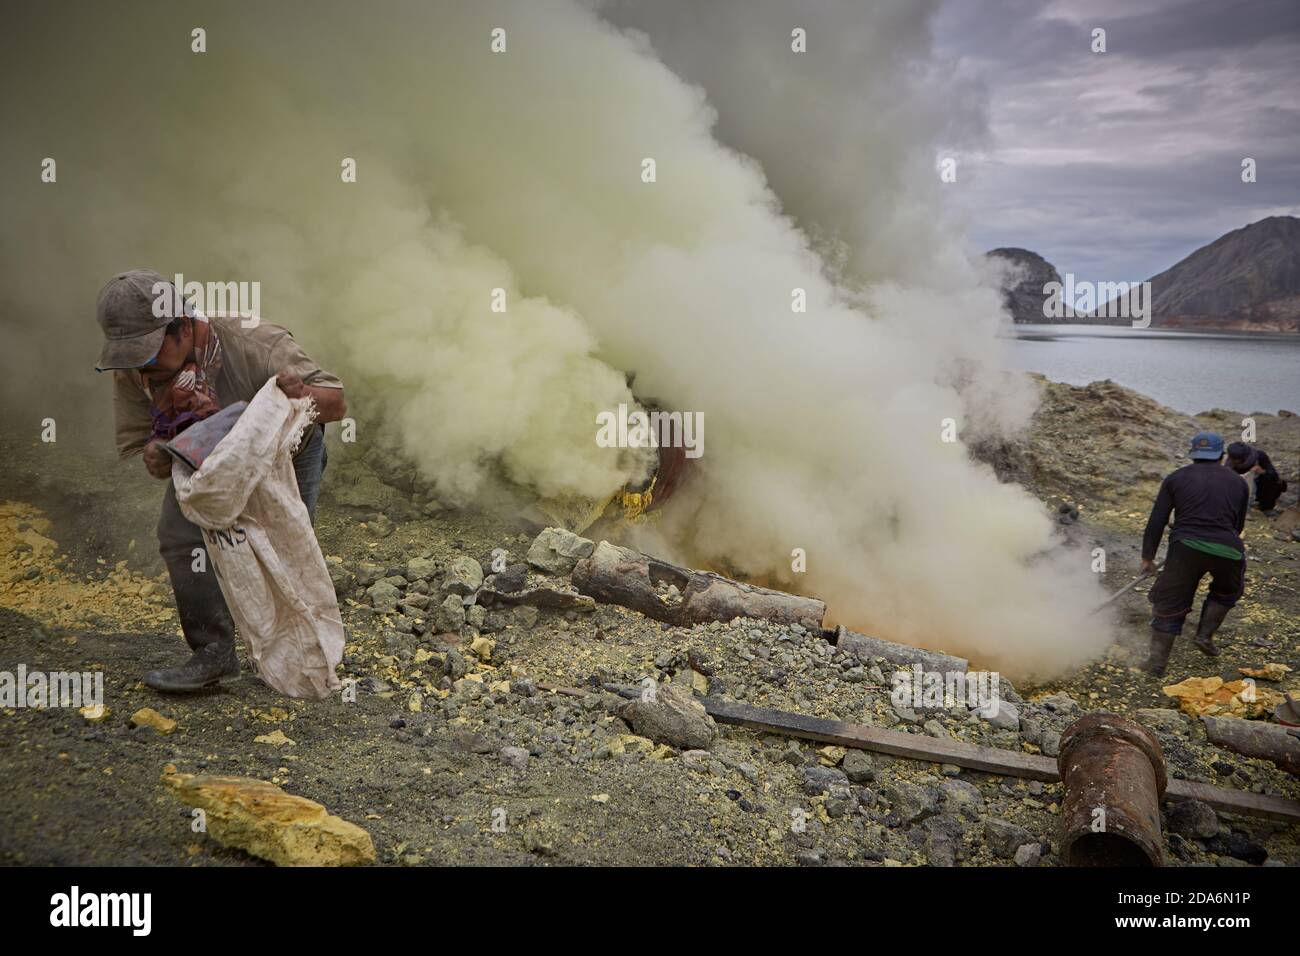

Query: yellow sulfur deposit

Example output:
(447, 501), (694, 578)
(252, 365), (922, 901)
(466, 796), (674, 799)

(1161, 675), (1285, 719)
(1238, 663), (1292, 681)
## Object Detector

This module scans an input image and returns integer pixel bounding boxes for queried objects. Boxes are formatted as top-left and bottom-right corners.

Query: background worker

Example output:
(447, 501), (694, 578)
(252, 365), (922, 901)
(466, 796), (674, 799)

(1227, 441), (1288, 513)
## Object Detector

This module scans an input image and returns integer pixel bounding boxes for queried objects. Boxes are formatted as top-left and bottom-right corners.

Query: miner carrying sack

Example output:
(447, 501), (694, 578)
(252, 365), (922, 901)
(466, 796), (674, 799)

(94, 270), (347, 692)
(1139, 431), (1249, 676)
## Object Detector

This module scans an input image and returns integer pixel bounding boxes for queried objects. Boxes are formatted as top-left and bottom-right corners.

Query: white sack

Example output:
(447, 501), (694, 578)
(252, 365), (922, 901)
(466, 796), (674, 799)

(172, 377), (343, 698)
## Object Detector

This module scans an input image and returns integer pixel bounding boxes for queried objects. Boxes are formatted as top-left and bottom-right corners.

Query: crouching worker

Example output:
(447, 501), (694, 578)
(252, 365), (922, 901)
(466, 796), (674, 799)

(94, 270), (347, 692)
(1139, 432), (1248, 676)
(1227, 441), (1288, 513)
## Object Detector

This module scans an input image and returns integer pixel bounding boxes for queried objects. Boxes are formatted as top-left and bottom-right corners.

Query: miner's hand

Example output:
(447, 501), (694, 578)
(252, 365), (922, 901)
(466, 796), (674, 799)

(1140, 558), (1156, 575)
(276, 370), (308, 399)
(143, 440), (172, 480)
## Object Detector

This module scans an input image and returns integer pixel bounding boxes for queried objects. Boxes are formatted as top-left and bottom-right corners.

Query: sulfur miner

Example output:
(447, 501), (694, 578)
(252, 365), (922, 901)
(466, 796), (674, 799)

(94, 269), (347, 692)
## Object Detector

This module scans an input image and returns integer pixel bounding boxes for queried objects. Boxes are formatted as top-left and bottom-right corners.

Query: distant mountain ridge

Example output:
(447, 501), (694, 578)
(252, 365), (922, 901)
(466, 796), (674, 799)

(1136, 215), (1300, 331)
(986, 215), (1300, 331)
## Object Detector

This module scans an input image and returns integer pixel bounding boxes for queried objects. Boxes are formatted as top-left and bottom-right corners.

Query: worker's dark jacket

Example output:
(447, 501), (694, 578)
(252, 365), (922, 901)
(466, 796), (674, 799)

(1254, 450), (1279, 480)
(1141, 461), (1249, 560)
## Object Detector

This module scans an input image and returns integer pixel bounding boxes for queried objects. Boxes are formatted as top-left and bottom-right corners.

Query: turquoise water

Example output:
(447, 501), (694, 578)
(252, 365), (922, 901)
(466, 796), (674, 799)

(1005, 324), (1300, 415)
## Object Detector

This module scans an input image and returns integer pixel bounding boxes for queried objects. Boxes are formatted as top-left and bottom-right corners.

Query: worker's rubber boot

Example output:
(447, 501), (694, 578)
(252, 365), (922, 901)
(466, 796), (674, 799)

(1141, 630), (1176, 677)
(1192, 599), (1230, 658)
(143, 641), (239, 693)
(145, 559), (240, 693)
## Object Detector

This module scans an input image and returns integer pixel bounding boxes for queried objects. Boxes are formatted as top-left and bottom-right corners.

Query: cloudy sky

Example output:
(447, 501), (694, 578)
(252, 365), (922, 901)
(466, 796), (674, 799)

(933, 0), (1300, 284)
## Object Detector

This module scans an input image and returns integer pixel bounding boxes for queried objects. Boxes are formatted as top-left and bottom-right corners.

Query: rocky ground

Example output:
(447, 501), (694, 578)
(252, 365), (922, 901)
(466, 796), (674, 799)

(1, 377), (1298, 867)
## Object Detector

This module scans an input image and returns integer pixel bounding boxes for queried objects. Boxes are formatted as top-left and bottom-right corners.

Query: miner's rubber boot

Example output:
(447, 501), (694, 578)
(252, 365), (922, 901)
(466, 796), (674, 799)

(143, 641), (240, 693)
(1142, 630), (1176, 677)
(145, 563), (240, 693)
(1192, 599), (1230, 658)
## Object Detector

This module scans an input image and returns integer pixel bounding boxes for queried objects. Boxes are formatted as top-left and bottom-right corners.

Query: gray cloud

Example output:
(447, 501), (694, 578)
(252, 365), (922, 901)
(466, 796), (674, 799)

(934, 0), (1300, 282)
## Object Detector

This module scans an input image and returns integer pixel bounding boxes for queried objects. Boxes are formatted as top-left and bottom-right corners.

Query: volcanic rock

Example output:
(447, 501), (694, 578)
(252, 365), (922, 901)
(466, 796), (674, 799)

(1166, 799), (1220, 840)
(433, 594), (466, 632)
(616, 681), (716, 750)
(985, 818), (1034, 859)
(500, 746), (530, 770)
(405, 556), (438, 582)
(443, 556), (484, 595)
(354, 562), (386, 587)
(526, 527), (595, 575)
(1014, 842), (1043, 866)
(486, 563), (528, 593)
(327, 562), (354, 596)
(882, 781), (938, 825)
(843, 750), (875, 783)
(365, 581), (401, 613)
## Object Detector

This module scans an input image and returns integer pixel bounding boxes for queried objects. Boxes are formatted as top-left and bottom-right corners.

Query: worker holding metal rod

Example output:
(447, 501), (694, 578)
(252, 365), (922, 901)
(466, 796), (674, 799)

(1139, 432), (1250, 676)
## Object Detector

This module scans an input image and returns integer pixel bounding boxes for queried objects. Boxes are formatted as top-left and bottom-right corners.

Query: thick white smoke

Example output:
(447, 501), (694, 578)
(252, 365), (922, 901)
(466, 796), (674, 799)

(0, 0), (1109, 677)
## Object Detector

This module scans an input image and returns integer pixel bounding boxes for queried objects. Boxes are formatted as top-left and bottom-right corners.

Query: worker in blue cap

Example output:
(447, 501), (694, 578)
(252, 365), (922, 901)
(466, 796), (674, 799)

(1139, 432), (1250, 675)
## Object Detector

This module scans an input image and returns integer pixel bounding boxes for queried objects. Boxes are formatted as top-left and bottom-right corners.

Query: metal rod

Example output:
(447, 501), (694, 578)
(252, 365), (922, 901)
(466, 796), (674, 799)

(1091, 565), (1162, 614)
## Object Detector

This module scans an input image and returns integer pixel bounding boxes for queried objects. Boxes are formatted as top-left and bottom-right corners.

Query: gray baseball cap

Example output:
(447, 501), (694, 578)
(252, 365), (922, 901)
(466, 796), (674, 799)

(94, 269), (188, 371)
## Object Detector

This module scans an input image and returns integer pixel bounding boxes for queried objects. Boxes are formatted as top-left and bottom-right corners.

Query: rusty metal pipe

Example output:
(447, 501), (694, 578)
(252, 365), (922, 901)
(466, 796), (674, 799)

(1202, 715), (1300, 777)
(1057, 714), (1167, 866)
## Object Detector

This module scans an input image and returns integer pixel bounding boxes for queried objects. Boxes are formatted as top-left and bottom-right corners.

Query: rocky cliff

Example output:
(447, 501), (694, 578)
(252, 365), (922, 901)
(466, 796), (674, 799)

(986, 247), (1065, 324)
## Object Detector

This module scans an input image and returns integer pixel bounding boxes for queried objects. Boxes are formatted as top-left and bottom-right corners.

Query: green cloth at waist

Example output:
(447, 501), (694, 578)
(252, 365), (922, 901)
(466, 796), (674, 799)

(1180, 538), (1243, 561)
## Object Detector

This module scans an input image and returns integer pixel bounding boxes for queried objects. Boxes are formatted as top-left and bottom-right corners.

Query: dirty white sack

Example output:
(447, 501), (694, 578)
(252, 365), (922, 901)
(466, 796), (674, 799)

(172, 377), (343, 698)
